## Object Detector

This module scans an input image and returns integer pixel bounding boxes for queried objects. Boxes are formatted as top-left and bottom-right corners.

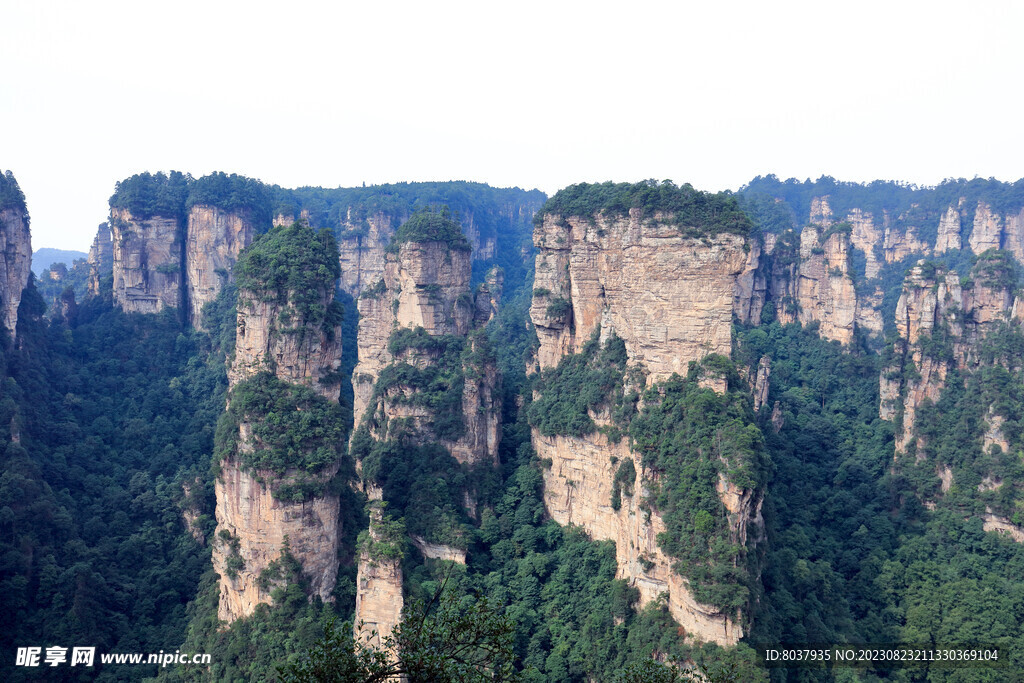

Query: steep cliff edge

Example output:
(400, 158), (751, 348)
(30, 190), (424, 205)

(528, 182), (763, 646)
(86, 223), (112, 296)
(228, 223), (343, 399)
(212, 223), (345, 624)
(881, 253), (1017, 453)
(530, 208), (748, 388)
(110, 207), (183, 314)
(354, 504), (404, 651)
(185, 205), (256, 328)
(351, 210), (501, 468)
(0, 171), (32, 338)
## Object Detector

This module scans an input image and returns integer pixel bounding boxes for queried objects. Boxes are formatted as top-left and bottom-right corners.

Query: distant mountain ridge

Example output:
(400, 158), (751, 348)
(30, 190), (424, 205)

(32, 247), (87, 274)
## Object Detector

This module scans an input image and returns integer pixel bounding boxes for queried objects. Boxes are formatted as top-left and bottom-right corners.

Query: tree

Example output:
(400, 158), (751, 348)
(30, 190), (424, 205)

(279, 581), (519, 682)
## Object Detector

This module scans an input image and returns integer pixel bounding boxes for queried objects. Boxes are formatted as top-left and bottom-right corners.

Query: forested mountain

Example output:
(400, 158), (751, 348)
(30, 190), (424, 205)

(2, 171), (1023, 682)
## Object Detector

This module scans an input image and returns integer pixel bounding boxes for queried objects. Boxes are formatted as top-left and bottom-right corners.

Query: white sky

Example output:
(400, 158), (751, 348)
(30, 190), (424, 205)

(3, 0), (1023, 252)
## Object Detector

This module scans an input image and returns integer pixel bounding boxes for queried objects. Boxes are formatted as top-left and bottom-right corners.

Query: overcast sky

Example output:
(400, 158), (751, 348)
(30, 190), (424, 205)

(3, 0), (1023, 252)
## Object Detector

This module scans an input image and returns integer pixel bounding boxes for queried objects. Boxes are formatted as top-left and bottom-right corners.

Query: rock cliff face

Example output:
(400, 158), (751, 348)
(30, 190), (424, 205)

(883, 220), (929, 263)
(110, 208), (183, 314)
(529, 205), (758, 645)
(229, 289), (342, 401)
(767, 226), (859, 345)
(338, 212), (394, 299)
(530, 210), (749, 387)
(880, 257), (1016, 452)
(184, 205), (256, 328)
(336, 201), (533, 299)
(86, 223), (112, 296)
(352, 234), (500, 467)
(0, 206), (32, 337)
(934, 205), (962, 253)
(535, 428), (750, 645)
(354, 507), (404, 651)
(969, 202), (1002, 254)
(213, 226), (344, 624)
(213, 461), (339, 622)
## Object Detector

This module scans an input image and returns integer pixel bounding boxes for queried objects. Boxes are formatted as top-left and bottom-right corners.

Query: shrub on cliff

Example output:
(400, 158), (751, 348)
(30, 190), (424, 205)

(235, 222), (343, 332)
(534, 180), (752, 238)
(386, 206), (472, 252)
(109, 170), (191, 219)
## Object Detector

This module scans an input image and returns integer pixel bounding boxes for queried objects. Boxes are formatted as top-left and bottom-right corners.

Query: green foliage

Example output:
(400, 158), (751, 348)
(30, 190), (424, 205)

(215, 372), (345, 497)
(527, 332), (634, 437)
(610, 458), (636, 511)
(235, 221), (343, 333)
(973, 248), (1018, 290)
(359, 278), (386, 299)
(536, 180), (752, 238)
(627, 359), (766, 612)
(371, 330), (467, 441)
(109, 170), (192, 219)
(0, 169), (27, 213)
(386, 206), (472, 252)
(358, 503), (406, 563)
(280, 586), (519, 683)
(353, 436), (470, 547)
(0, 287), (228, 682)
(544, 296), (572, 319)
(185, 171), (273, 228)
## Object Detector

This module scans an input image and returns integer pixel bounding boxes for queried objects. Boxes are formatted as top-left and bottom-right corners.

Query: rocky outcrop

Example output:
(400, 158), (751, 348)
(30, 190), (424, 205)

(880, 255), (1016, 452)
(213, 224), (344, 624)
(338, 212), (394, 299)
(846, 208), (883, 279)
(883, 221), (929, 263)
(0, 206), (32, 336)
(981, 513), (1024, 543)
(969, 202), (1002, 255)
(1002, 208), (1024, 263)
(410, 536), (467, 564)
(531, 209), (749, 386)
(474, 266), (504, 327)
(529, 201), (758, 646)
(86, 223), (112, 296)
(752, 356), (770, 412)
(769, 226), (858, 345)
(184, 205), (256, 328)
(536, 429), (750, 645)
(337, 199), (537, 300)
(110, 207), (183, 314)
(213, 462), (339, 622)
(733, 240), (766, 326)
(934, 205), (961, 253)
(230, 289), (342, 402)
(354, 507), (404, 651)
(352, 228), (500, 468)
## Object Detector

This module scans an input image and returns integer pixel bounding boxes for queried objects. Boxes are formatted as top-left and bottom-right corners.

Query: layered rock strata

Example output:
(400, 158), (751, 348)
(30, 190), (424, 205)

(110, 207), (183, 314)
(354, 507), (404, 651)
(229, 287), (342, 401)
(536, 428), (753, 646)
(530, 209), (749, 386)
(880, 257), (1015, 452)
(213, 227), (344, 623)
(184, 205), (256, 328)
(768, 226), (859, 345)
(352, 236), (500, 467)
(530, 206), (759, 645)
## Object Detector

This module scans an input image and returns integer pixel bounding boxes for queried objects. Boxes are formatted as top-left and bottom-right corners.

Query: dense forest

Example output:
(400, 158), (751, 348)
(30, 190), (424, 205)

(2, 172), (1024, 682)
